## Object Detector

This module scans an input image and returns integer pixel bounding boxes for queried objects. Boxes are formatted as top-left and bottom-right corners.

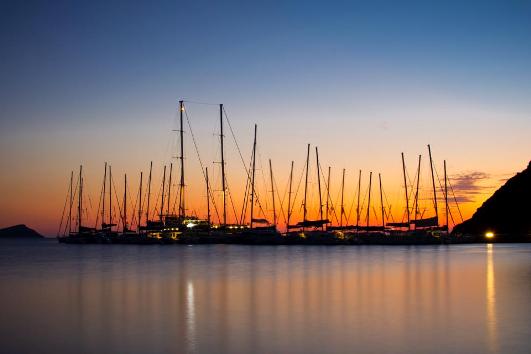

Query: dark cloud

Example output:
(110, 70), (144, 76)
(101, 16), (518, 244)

(449, 171), (492, 203)
(453, 195), (475, 203)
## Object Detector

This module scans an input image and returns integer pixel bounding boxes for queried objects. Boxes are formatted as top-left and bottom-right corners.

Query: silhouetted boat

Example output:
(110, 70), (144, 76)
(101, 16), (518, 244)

(58, 166), (100, 243)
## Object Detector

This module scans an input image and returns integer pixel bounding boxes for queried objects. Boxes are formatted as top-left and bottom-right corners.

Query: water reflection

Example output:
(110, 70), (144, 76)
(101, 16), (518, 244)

(486, 244), (498, 353)
(186, 281), (195, 353)
(0, 241), (530, 354)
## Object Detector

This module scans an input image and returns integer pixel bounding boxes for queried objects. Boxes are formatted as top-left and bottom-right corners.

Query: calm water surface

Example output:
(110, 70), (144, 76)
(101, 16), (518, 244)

(1, 239), (530, 354)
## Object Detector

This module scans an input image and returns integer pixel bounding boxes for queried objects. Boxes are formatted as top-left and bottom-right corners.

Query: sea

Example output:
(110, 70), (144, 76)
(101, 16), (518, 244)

(1, 239), (530, 354)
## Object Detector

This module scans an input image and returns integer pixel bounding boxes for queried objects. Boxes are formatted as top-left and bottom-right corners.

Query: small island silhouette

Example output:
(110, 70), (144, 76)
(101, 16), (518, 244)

(0, 224), (44, 238)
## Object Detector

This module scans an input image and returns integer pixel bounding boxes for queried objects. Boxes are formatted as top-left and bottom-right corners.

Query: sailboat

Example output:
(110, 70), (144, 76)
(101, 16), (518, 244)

(367, 145), (451, 244)
(285, 144), (349, 244)
(237, 124), (283, 244)
(58, 165), (97, 243)
(154, 101), (211, 243)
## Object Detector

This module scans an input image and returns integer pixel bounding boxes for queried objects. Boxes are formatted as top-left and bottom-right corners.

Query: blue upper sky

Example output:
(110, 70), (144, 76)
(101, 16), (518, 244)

(2, 0), (530, 121)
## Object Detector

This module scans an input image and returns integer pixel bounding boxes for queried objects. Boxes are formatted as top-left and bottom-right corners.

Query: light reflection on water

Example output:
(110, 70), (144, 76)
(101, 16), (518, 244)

(0, 240), (530, 354)
(486, 243), (498, 353)
(187, 281), (195, 354)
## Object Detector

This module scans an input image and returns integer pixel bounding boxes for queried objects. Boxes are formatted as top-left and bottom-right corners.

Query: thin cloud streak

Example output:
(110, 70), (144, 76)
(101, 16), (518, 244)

(450, 171), (492, 203)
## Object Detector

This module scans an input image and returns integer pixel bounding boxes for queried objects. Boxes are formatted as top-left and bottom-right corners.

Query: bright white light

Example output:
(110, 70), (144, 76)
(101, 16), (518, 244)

(186, 222), (196, 228)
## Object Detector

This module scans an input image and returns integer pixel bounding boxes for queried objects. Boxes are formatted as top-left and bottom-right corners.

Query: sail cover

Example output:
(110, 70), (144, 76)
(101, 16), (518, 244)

(251, 218), (269, 224)
(412, 216), (439, 227)
(295, 219), (330, 228)
(386, 222), (410, 227)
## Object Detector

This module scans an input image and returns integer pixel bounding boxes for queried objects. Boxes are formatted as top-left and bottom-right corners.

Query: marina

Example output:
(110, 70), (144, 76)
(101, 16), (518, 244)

(57, 101), (490, 246)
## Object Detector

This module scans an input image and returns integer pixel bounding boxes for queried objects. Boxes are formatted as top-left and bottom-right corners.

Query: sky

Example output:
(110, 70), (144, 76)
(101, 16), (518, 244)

(1, 0), (530, 235)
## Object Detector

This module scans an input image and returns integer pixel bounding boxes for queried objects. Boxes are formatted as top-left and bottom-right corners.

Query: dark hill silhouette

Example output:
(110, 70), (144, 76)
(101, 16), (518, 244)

(0, 224), (44, 238)
(453, 161), (531, 238)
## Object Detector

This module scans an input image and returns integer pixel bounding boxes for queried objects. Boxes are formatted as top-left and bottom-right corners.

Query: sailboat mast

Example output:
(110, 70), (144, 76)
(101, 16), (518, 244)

(160, 165), (166, 223)
(109, 165), (112, 228)
(206, 167), (211, 226)
(428, 144), (439, 225)
(179, 100), (185, 218)
(269, 159), (277, 226)
(326, 166), (331, 222)
(303, 144), (310, 224)
(287, 161), (294, 229)
(379, 173), (384, 229)
(78, 165), (82, 233)
(401, 153), (411, 230)
(315, 147), (323, 224)
(220, 104), (226, 226)
(68, 171), (73, 234)
(367, 171), (372, 230)
(444, 160), (448, 231)
(250, 124), (257, 228)
(340, 168), (345, 227)
(138, 171), (143, 232)
(167, 163), (172, 216)
(414, 155), (421, 223)
(356, 170), (361, 229)
(146, 161), (152, 223)
(123, 174), (127, 231)
(102, 162), (107, 228)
